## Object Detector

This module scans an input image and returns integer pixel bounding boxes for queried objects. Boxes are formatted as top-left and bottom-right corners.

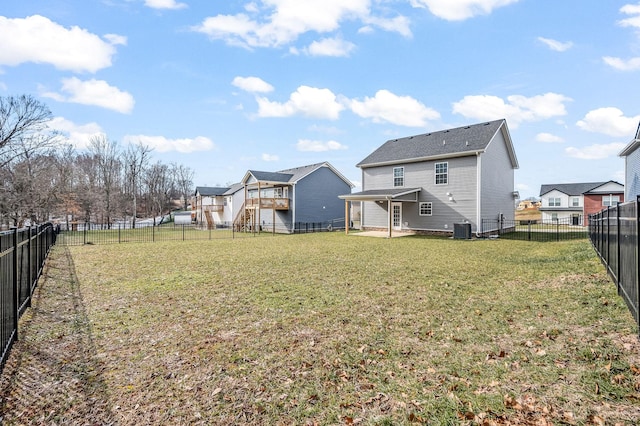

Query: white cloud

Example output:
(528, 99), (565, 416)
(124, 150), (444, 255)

(42, 77), (135, 114)
(191, 0), (409, 48)
(232, 76), (274, 93)
(296, 139), (348, 152)
(47, 116), (105, 150)
(409, 0), (520, 21)
(618, 3), (640, 28)
(262, 153), (279, 161)
(0, 15), (121, 73)
(452, 92), (571, 128)
(536, 132), (564, 143)
(349, 89), (440, 127)
(123, 135), (215, 153)
(537, 37), (573, 52)
(256, 86), (345, 119)
(576, 107), (640, 137)
(304, 37), (356, 57)
(144, 0), (188, 9)
(603, 56), (640, 71)
(362, 15), (412, 38)
(565, 143), (627, 160)
(103, 34), (127, 46)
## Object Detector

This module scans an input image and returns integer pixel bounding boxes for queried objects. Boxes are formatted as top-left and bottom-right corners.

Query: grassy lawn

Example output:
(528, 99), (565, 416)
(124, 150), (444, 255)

(1, 233), (639, 425)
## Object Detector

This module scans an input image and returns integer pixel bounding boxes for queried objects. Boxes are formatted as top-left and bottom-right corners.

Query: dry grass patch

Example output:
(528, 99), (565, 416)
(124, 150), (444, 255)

(1, 233), (640, 425)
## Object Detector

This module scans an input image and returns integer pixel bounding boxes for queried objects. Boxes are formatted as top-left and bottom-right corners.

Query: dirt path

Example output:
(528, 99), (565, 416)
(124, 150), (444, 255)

(0, 246), (116, 425)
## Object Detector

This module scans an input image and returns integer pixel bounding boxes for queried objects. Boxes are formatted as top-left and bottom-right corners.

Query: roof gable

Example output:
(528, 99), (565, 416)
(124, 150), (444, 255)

(357, 119), (517, 168)
(539, 181), (623, 197)
(242, 162), (354, 188)
(194, 186), (230, 196)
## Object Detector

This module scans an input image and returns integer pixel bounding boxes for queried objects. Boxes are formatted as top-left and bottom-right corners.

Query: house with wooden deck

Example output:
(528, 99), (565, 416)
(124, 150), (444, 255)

(339, 119), (519, 237)
(193, 186), (229, 228)
(234, 162), (354, 233)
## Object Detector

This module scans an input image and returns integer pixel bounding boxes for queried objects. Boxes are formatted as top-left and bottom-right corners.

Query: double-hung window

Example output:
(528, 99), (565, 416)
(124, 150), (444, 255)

(435, 162), (448, 185)
(419, 202), (432, 216)
(602, 196), (620, 207)
(393, 167), (404, 187)
(571, 197), (580, 207)
(548, 197), (561, 207)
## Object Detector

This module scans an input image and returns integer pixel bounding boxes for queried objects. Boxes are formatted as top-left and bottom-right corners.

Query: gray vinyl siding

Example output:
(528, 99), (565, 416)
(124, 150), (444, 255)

(294, 166), (352, 223)
(480, 131), (516, 223)
(625, 147), (640, 199)
(361, 156), (479, 232)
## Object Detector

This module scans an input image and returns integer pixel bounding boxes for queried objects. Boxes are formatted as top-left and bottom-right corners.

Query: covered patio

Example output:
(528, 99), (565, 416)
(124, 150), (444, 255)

(339, 188), (421, 238)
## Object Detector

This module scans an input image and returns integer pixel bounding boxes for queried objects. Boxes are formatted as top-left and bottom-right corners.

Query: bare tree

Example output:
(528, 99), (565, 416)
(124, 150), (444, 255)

(0, 95), (53, 165)
(144, 162), (173, 225)
(88, 135), (121, 228)
(172, 163), (194, 210)
(122, 143), (152, 228)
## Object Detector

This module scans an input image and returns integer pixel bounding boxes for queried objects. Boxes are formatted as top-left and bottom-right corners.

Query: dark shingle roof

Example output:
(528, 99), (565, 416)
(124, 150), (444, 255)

(245, 162), (353, 187)
(194, 186), (229, 196)
(539, 182), (618, 196)
(357, 119), (511, 167)
(247, 170), (294, 183)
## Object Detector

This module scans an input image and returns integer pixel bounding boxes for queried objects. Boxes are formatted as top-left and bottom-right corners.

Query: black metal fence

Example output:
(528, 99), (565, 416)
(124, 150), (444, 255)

(56, 220), (345, 246)
(589, 200), (639, 335)
(480, 218), (588, 242)
(1, 223), (57, 370)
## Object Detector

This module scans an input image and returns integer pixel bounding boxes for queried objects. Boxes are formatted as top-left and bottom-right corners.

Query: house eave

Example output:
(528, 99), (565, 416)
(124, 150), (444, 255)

(357, 150), (484, 169)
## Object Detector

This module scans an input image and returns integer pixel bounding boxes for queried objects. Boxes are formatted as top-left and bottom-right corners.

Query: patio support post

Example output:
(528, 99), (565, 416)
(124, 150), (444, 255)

(345, 200), (349, 235)
(388, 199), (392, 238)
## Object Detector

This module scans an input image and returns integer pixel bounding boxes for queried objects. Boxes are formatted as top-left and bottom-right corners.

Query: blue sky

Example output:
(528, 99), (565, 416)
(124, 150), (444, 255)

(2, 0), (639, 200)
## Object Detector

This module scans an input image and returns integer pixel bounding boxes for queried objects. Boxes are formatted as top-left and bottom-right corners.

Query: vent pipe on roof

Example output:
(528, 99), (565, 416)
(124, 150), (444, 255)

(443, 140), (446, 145)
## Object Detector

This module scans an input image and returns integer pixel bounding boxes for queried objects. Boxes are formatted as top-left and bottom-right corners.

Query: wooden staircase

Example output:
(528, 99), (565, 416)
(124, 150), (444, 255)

(233, 203), (255, 232)
(204, 210), (214, 230)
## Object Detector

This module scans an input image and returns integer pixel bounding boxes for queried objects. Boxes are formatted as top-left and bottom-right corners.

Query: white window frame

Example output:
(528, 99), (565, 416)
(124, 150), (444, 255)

(393, 167), (404, 187)
(435, 162), (448, 185)
(571, 197), (580, 207)
(419, 202), (432, 216)
(602, 195), (620, 207)
(548, 197), (561, 207)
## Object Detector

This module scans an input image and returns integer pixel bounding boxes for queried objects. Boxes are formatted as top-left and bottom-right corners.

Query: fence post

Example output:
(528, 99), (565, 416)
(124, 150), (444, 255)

(26, 226), (32, 307)
(118, 223), (121, 244)
(12, 227), (19, 342)
(636, 197), (640, 338)
(617, 203), (621, 295)
(83, 222), (87, 245)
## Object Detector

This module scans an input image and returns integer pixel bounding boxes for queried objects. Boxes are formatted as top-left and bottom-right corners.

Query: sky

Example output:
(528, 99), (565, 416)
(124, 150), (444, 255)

(2, 0), (640, 200)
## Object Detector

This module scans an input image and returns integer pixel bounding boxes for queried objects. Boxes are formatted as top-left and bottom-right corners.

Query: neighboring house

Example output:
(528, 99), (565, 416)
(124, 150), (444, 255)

(339, 119), (519, 237)
(235, 162), (354, 233)
(538, 181), (624, 226)
(517, 200), (541, 210)
(619, 122), (640, 200)
(192, 186), (230, 228)
(221, 183), (244, 225)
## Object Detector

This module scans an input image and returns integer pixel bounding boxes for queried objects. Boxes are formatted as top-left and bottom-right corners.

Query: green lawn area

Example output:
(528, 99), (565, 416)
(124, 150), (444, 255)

(1, 233), (639, 425)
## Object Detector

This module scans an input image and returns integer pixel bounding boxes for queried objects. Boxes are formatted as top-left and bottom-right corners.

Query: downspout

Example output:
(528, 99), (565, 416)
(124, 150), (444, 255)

(292, 184), (296, 232)
(476, 152), (482, 236)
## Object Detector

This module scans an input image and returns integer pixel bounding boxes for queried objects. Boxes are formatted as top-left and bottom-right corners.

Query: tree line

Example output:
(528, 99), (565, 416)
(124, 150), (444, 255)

(0, 95), (195, 229)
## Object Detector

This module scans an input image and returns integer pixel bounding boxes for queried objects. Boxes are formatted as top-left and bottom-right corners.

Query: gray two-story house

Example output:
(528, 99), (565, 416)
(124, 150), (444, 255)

(340, 119), (519, 237)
